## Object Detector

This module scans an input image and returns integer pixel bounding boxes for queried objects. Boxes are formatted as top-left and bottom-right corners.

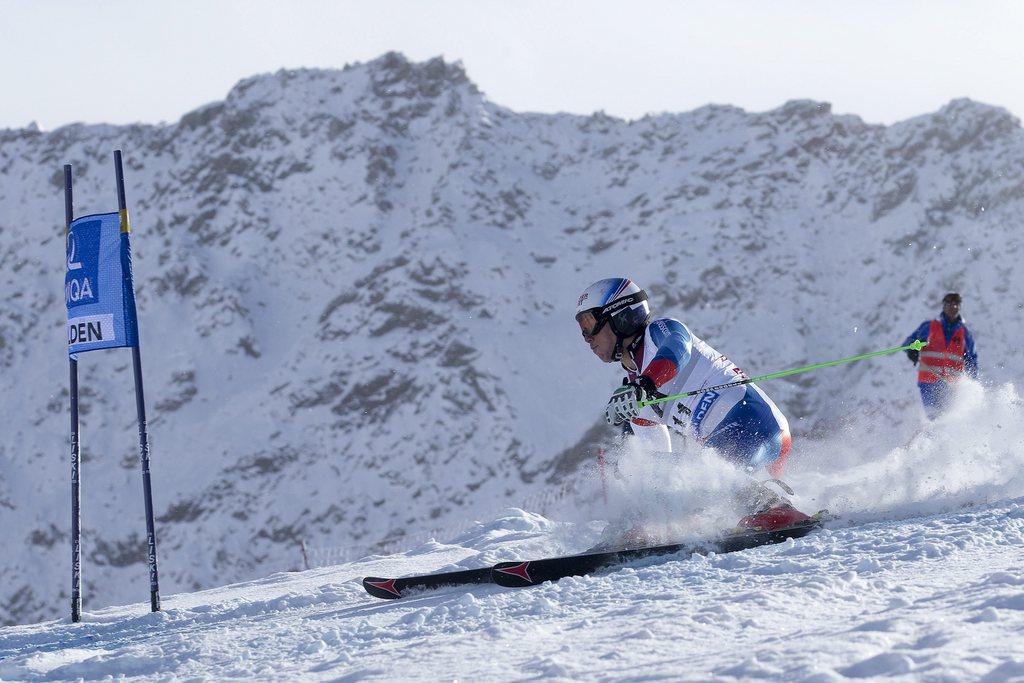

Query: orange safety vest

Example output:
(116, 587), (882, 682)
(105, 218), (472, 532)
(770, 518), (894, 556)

(918, 319), (966, 384)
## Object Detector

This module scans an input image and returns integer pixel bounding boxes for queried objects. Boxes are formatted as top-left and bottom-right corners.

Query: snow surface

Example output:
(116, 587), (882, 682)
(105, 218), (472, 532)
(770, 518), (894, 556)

(1, 506), (1022, 680)
(2, 386), (1024, 680)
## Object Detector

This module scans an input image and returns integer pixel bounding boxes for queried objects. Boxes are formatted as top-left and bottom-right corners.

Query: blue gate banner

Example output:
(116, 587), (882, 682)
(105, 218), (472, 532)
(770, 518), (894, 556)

(66, 211), (139, 356)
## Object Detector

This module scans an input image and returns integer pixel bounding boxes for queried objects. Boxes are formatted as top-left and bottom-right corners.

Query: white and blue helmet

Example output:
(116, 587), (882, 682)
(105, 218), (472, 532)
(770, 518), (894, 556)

(575, 278), (651, 358)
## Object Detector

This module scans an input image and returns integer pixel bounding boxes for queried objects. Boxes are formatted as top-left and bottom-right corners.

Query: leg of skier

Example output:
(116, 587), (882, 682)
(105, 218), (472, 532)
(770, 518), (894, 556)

(919, 382), (951, 421)
(702, 386), (811, 531)
(593, 421), (671, 550)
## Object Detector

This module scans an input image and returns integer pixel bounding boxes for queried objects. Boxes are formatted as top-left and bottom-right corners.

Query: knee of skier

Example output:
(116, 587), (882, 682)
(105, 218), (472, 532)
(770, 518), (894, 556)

(628, 421), (672, 452)
(762, 429), (792, 479)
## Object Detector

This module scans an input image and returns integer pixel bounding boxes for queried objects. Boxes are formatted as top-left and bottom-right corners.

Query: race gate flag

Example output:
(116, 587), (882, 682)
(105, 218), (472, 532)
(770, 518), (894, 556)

(65, 211), (138, 355)
(64, 152), (161, 623)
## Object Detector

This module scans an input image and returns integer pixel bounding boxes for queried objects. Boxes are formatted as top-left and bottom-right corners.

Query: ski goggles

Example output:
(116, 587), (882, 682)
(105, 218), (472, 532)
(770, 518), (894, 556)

(576, 290), (648, 340)
(577, 311), (607, 341)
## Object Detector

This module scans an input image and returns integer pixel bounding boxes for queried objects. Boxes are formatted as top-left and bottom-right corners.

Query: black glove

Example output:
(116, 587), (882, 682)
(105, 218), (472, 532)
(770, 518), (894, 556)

(631, 375), (661, 400)
(906, 349), (919, 365)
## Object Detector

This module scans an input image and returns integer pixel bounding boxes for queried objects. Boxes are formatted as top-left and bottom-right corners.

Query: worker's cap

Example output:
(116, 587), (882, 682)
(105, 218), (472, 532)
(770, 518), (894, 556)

(942, 292), (962, 303)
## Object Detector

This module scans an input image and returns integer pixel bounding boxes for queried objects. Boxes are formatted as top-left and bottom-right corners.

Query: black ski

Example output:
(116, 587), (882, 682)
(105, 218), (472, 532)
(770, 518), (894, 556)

(363, 516), (825, 599)
(491, 516), (822, 588)
(362, 566), (494, 599)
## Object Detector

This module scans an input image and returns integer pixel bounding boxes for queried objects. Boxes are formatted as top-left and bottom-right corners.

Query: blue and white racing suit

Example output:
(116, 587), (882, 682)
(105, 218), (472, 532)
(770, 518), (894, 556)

(624, 317), (792, 476)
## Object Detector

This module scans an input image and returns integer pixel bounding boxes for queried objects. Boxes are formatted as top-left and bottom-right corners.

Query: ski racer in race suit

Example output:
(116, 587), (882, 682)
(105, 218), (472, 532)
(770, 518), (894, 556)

(575, 278), (810, 531)
(902, 292), (978, 420)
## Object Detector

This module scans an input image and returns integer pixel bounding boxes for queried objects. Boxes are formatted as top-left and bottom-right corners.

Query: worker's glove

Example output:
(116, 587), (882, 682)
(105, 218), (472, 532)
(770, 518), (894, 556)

(605, 377), (659, 426)
(906, 349), (919, 365)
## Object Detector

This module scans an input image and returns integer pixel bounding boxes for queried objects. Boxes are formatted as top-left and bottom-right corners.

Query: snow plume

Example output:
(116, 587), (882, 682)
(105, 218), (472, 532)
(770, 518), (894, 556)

(550, 437), (757, 546)
(541, 381), (1024, 546)
(794, 380), (1024, 522)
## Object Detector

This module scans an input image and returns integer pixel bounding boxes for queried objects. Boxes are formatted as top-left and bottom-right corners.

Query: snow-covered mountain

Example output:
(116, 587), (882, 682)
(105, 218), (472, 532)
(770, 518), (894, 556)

(1, 52), (1022, 626)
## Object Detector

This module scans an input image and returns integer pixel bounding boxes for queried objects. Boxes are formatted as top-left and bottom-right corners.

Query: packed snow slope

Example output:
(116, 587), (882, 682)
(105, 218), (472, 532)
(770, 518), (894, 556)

(2, 52), (1023, 625)
(2, 393), (1024, 680)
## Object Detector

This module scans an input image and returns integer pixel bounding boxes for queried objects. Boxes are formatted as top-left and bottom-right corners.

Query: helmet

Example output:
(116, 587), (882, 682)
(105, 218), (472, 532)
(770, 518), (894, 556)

(575, 278), (651, 360)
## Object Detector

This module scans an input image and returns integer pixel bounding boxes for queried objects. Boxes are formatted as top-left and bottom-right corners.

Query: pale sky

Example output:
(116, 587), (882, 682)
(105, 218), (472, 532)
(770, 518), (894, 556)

(2, 0), (1021, 131)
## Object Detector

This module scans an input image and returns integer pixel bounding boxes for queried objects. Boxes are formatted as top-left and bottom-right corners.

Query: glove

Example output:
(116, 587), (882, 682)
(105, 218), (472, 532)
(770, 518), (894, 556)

(906, 349), (919, 365)
(605, 377), (659, 426)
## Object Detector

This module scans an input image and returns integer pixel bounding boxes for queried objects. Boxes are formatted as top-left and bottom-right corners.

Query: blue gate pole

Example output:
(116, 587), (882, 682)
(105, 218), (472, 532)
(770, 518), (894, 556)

(113, 150), (161, 612)
(65, 164), (83, 623)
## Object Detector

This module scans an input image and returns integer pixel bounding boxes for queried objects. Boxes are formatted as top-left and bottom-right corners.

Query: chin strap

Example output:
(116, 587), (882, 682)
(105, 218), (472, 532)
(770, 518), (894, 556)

(612, 327), (646, 364)
(611, 337), (624, 362)
(627, 333), (644, 356)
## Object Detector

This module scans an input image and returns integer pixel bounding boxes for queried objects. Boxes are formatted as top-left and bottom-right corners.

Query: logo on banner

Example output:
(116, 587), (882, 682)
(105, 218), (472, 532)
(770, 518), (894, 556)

(65, 222), (101, 308)
(68, 315), (115, 345)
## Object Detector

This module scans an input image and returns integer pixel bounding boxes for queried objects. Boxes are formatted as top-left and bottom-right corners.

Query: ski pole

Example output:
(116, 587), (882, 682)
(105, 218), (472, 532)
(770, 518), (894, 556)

(639, 340), (927, 408)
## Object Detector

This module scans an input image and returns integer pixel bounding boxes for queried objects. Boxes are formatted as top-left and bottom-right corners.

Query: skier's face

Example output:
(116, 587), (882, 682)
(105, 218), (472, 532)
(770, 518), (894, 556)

(577, 311), (617, 363)
(943, 299), (961, 320)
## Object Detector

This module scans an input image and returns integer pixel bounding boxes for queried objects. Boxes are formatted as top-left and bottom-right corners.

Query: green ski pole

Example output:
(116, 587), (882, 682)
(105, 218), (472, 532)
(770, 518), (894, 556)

(639, 340), (928, 408)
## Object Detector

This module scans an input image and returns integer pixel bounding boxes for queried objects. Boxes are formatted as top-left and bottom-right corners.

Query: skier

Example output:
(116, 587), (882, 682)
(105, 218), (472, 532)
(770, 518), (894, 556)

(575, 277), (811, 533)
(902, 292), (979, 420)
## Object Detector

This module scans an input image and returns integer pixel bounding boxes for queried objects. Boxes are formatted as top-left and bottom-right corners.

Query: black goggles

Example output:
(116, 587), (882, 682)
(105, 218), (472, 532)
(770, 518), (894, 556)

(579, 314), (608, 340)
(578, 290), (648, 339)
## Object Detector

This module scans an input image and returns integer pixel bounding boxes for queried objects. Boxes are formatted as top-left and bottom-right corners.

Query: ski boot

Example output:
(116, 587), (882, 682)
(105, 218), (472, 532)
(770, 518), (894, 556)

(733, 479), (811, 531)
(588, 519), (655, 553)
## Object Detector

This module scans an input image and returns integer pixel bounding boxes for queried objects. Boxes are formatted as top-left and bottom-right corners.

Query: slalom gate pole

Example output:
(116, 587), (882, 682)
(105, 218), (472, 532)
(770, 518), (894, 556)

(65, 164), (83, 623)
(114, 150), (161, 612)
(639, 340), (928, 408)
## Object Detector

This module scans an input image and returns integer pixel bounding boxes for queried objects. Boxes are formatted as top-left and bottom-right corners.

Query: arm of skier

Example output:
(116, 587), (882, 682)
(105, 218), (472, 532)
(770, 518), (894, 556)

(903, 320), (930, 364)
(963, 327), (979, 379)
(605, 320), (693, 425)
(640, 319), (693, 390)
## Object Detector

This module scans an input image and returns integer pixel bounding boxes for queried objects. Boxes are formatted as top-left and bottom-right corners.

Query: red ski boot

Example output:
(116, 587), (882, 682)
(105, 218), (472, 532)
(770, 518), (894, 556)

(734, 479), (812, 531)
(736, 503), (811, 531)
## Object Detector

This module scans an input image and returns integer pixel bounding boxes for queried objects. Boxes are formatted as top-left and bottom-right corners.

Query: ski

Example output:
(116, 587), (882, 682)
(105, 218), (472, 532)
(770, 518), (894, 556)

(491, 516), (822, 588)
(362, 566), (494, 599)
(363, 516), (825, 599)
